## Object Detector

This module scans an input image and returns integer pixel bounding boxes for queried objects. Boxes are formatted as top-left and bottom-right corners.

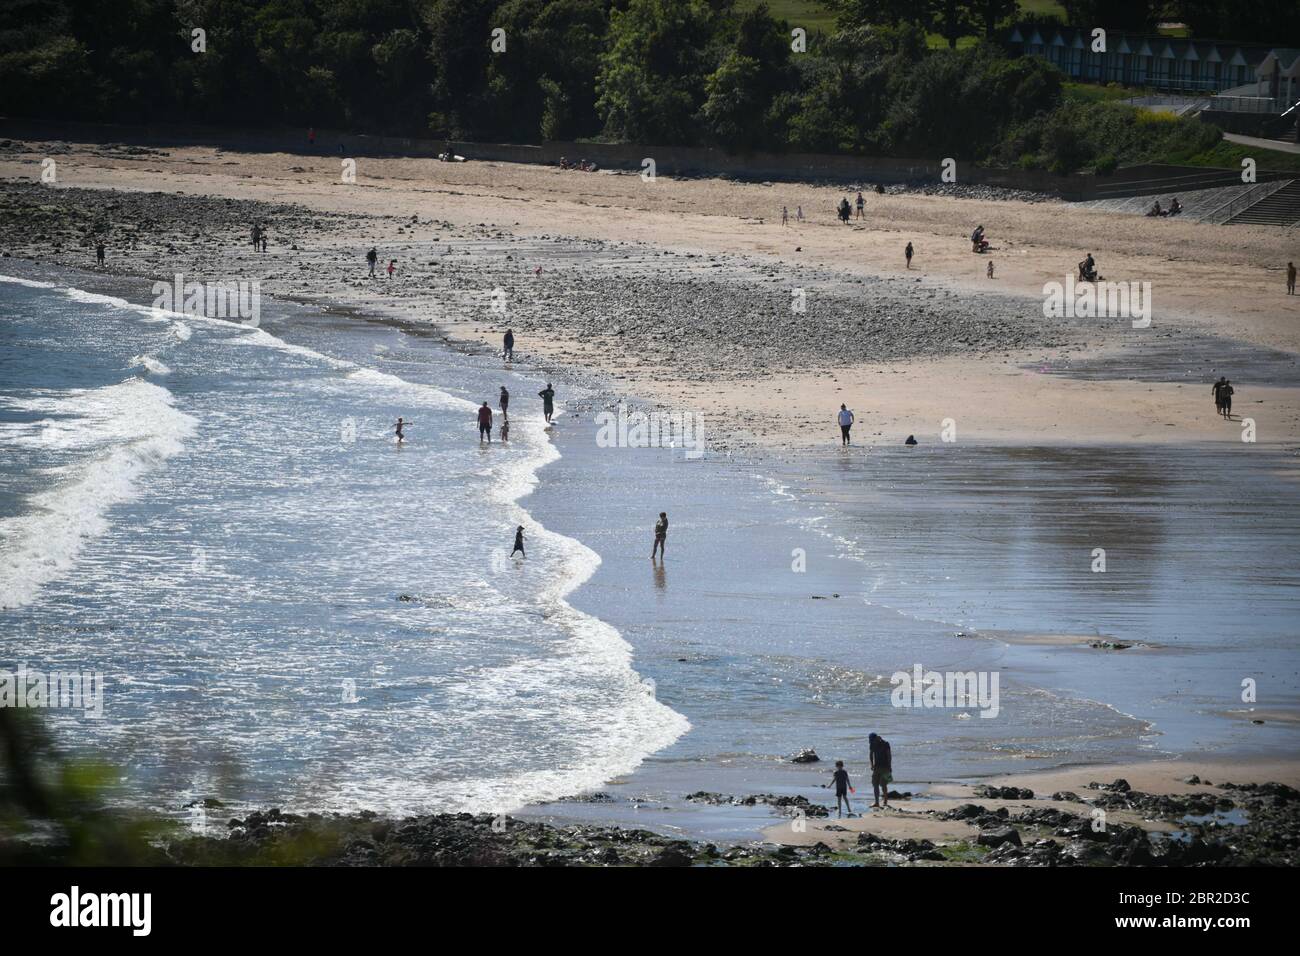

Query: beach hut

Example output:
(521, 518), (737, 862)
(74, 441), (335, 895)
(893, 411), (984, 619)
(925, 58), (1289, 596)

(1257, 49), (1300, 105)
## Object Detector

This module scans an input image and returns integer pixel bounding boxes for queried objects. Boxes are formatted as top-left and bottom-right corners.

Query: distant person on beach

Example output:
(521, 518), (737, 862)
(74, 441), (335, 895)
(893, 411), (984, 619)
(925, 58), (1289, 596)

(366, 247), (378, 277)
(1212, 376), (1226, 415)
(260, 234), (268, 253)
(499, 386), (510, 418)
(394, 417), (409, 443)
(987, 260), (995, 279)
(838, 198), (851, 224)
(478, 402), (493, 442)
(500, 418), (510, 442)
(652, 512), (668, 559)
(796, 205), (804, 222)
(511, 525), (525, 557)
(1221, 380), (1234, 419)
(539, 383), (555, 423)
(251, 224), (261, 249)
(308, 127), (315, 148)
(387, 259), (396, 278)
(503, 329), (515, 360)
(837, 404), (854, 445)
(822, 760), (854, 817)
(781, 206), (789, 226)
(855, 192), (865, 219)
(1288, 261), (1296, 295)
(95, 242), (105, 266)
(905, 242), (913, 268)
(868, 732), (892, 808)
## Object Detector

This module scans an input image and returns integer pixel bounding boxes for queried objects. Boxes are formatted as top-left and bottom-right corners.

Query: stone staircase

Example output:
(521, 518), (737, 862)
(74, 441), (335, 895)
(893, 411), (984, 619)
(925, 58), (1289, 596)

(1226, 180), (1300, 226)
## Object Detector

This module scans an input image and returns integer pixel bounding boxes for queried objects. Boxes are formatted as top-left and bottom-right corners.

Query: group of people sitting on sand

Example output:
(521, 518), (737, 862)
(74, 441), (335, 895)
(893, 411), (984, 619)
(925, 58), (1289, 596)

(1146, 197), (1182, 217)
(558, 156), (598, 172)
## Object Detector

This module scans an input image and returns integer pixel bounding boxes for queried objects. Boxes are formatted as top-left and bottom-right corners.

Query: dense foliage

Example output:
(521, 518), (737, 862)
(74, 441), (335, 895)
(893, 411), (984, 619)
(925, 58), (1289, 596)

(2, 0), (1292, 171)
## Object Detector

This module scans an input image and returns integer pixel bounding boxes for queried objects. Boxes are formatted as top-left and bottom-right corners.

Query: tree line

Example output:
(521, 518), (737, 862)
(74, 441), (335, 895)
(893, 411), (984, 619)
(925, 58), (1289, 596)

(2, 1), (1294, 171)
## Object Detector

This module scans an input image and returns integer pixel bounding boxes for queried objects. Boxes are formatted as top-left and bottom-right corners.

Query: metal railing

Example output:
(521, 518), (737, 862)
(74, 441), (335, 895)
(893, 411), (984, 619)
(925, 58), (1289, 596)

(1203, 178), (1293, 224)
(1206, 95), (1281, 113)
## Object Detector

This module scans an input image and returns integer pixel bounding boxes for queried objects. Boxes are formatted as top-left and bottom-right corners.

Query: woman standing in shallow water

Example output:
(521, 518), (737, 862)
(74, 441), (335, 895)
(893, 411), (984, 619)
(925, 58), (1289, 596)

(651, 512), (668, 559)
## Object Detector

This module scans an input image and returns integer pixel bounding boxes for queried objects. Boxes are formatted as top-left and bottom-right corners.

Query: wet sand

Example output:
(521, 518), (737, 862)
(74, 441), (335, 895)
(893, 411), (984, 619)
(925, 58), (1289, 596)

(3, 135), (1298, 855)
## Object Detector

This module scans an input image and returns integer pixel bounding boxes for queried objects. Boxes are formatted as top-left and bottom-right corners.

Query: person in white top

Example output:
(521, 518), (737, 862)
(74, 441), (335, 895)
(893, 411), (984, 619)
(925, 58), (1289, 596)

(837, 404), (855, 445)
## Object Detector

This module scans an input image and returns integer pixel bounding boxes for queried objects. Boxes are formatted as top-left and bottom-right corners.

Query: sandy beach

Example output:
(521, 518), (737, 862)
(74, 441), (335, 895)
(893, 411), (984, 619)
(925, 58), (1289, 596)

(2, 137), (1298, 451)
(2, 132), (1298, 865)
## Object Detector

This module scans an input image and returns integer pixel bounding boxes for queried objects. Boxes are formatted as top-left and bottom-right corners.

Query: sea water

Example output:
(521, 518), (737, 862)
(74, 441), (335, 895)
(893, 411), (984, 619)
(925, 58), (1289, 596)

(0, 268), (686, 817)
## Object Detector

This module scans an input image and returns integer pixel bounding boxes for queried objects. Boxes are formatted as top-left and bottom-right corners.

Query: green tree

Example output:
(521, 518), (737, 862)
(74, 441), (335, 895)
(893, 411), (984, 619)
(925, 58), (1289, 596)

(596, 0), (734, 145)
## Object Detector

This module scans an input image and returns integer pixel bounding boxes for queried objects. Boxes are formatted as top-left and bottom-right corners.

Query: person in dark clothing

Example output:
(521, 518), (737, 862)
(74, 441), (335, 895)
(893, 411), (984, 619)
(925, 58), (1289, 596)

(539, 383), (555, 423)
(477, 402), (493, 442)
(868, 732), (892, 808)
(511, 525), (525, 557)
(651, 512), (668, 559)
(95, 242), (105, 266)
(1221, 380), (1234, 419)
(905, 241), (913, 268)
(366, 247), (378, 277)
(1212, 376), (1227, 416)
(503, 329), (515, 360)
(499, 386), (510, 419)
(251, 224), (262, 249)
(1288, 261), (1296, 295)
(822, 760), (854, 817)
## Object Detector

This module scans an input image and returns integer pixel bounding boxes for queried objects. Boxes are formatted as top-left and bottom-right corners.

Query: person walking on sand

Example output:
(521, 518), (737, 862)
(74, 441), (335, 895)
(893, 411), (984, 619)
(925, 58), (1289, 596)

(781, 205), (789, 226)
(539, 383), (555, 424)
(1288, 261), (1296, 295)
(499, 385), (510, 419)
(260, 234), (268, 253)
(366, 247), (378, 277)
(855, 191), (865, 220)
(987, 260), (995, 279)
(387, 259), (396, 278)
(251, 224), (262, 250)
(511, 525), (525, 558)
(838, 404), (855, 445)
(868, 732), (892, 808)
(822, 760), (854, 817)
(905, 241), (914, 269)
(1221, 379), (1235, 419)
(95, 241), (105, 267)
(651, 512), (668, 559)
(503, 328), (515, 361)
(477, 401), (493, 442)
(394, 417), (410, 443)
(796, 205), (804, 223)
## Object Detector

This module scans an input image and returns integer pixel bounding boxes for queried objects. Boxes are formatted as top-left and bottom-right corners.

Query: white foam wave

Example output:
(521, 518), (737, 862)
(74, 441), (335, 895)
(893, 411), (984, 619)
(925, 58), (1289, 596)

(0, 378), (198, 608)
(129, 354), (172, 376)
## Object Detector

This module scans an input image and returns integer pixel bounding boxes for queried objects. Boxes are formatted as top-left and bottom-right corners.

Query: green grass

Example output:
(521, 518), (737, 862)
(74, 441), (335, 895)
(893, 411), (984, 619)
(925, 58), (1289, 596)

(741, 0), (838, 35)
(1063, 81), (1147, 104)
(1018, 0), (1067, 17)
(1177, 138), (1300, 173)
(742, 1), (1071, 43)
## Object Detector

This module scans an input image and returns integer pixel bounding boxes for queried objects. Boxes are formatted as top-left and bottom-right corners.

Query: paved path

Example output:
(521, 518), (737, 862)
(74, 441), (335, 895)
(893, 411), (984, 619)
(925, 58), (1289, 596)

(1224, 132), (1300, 155)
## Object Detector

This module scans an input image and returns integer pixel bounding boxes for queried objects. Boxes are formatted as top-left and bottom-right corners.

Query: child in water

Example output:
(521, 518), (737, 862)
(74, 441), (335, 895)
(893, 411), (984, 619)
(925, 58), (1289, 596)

(822, 760), (854, 817)
(394, 417), (410, 443)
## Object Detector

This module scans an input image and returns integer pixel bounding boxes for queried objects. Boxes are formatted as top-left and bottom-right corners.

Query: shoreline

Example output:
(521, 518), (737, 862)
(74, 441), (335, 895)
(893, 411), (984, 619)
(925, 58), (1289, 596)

(4, 254), (1298, 863)
(3, 142), (1298, 863)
